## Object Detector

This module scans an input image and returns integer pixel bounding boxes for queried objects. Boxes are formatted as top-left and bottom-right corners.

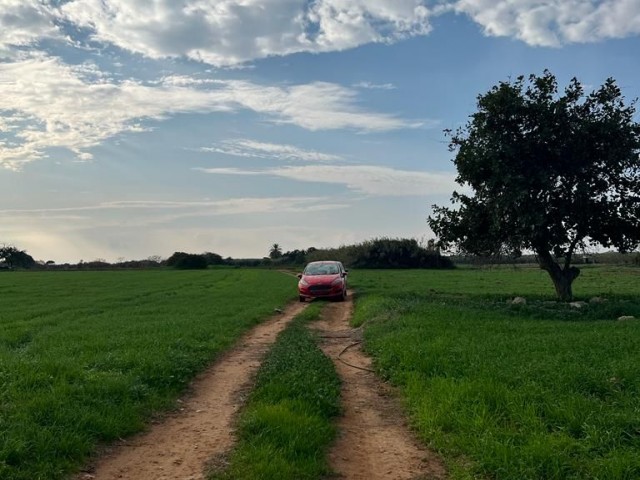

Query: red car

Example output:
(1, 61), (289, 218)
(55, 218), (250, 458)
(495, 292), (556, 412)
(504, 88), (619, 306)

(297, 261), (348, 302)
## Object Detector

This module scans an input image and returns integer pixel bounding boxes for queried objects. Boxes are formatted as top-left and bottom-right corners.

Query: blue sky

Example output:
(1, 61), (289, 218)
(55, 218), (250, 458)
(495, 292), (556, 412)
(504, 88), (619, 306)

(1, 0), (639, 263)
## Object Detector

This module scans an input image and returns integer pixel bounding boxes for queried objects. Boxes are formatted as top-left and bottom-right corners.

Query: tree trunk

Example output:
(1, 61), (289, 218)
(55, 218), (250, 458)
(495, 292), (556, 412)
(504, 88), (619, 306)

(536, 250), (581, 301)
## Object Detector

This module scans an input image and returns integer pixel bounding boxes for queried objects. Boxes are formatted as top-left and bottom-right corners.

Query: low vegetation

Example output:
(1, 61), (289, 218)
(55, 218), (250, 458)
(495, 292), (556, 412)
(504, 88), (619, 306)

(306, 237), (454, 269)
(351, 266), (640, 479)
(0, 270), (296, 480)
(211, 303), (341, 480)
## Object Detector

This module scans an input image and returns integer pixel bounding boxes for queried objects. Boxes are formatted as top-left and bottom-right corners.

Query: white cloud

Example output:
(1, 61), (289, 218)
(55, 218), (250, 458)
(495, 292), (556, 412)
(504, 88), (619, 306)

(198, 139), (343, 162)
(2, 1), (639, 68)
(51, 0), (640, 61)
(0, 1), (62, 55)
(219, 80), (425, 131)
(453, 0), (640, 47)
(0, 57), (419, 170)
(197, 165), (458, 196)
(58, 0), (434, 66)
(353, 82), (397, 90)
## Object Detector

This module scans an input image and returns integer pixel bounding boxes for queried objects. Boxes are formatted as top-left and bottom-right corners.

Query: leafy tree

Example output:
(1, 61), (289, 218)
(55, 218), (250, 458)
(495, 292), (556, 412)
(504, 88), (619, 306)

(269, 243), (283, 259)
(202, 251), (224, 265)
(0, 245), (36, 269)
(165, 252), (208, 269)
(429, 71), (640, 301)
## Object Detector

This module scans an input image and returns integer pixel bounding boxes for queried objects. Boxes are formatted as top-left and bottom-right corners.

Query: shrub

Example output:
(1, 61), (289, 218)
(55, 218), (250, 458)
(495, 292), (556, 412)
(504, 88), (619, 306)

(165, 252), (208, 269)
(307, 238), (454, 269)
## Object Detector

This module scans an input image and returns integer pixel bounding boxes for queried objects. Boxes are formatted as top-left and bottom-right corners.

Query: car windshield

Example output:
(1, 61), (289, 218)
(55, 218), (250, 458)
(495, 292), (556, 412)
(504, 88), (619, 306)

(304, 263), (340, 275)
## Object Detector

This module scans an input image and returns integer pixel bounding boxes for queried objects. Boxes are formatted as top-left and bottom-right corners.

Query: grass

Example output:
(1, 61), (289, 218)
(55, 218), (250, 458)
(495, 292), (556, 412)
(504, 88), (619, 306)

(0, 269), (297, 480)
(350, 265), (640, 480)
(210, 303), (341, 480)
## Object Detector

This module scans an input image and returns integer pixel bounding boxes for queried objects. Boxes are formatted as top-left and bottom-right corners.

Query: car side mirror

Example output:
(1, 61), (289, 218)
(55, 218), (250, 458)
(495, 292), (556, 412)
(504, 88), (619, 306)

(297, 273), (302, 279)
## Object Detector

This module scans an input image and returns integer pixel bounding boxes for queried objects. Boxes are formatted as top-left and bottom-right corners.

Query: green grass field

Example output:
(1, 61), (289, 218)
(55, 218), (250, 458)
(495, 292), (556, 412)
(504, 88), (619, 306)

(211, 303), (341, 479)
(350, 266), (640, 479)
(0, 269), (297, 480)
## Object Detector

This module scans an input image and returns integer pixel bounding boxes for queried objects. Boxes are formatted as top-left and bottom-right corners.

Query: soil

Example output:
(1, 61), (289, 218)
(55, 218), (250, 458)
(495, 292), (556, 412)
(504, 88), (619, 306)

(77, 291), (446, 480)
(313, 295), (447, 480)
(77, 301), (307, 480)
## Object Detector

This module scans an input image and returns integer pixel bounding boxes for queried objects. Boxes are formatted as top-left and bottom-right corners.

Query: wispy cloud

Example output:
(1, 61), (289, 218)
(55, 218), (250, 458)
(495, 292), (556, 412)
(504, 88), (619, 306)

(0, 197), (348, 218)
(198, 139), (343, 163)
(196, 165), (458, 196)
(353, 82), (397, 90)
(0, 57), (420, 170)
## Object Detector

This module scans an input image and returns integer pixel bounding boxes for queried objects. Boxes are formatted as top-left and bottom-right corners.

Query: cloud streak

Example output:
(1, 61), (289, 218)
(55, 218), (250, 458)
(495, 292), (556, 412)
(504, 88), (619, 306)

(0, 197), (348, 218)
(197, 165), (458, 196)
(198, 139), (343, 162)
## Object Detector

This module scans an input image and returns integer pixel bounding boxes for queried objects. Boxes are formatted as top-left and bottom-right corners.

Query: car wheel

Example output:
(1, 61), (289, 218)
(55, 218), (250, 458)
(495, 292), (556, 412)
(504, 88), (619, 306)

(299, 295), (306, 303)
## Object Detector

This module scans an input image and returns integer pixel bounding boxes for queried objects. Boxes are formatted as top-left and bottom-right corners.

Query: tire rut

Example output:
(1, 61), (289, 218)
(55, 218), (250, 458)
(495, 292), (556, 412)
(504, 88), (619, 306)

(313, 294), (446, 480)
(76, 301), (308, 480)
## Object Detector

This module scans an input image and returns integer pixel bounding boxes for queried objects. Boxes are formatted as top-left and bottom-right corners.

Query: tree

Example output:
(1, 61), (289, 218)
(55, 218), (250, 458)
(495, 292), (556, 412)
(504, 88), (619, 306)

(428, 71), (640, 301)
(165, 252), (208, 269)
(269, 243), (283, 259)
(202, 251), (224, 265)
(0, 245), (36, 269)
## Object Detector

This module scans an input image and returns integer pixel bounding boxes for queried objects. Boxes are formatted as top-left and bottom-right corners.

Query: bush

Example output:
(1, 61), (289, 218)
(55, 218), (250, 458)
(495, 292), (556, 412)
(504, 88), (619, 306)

(307, 238), (454, 269)
(165, 252), (208, 269)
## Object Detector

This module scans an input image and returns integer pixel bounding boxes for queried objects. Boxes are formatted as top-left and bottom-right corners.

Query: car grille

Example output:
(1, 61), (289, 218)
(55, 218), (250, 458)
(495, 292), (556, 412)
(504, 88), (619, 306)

(309, 284), (332, 293)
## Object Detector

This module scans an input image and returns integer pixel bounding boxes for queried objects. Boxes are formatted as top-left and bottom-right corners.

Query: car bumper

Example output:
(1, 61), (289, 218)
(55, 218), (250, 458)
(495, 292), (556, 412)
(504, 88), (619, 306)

(298, 284), (344, 298)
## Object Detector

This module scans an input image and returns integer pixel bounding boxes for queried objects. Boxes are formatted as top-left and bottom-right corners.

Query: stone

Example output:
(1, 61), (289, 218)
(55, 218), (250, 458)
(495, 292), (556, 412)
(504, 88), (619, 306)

(569, 301), (588, 309)
(511, 297), (527, 305)
(617, 316), (636, 321)
(589, 296), (607, 304)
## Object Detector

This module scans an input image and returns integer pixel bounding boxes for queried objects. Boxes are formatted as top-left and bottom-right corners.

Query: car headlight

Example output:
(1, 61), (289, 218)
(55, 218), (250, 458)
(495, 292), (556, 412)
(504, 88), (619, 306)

(299, 278), (309, 286)
(331, 277), (343, 286)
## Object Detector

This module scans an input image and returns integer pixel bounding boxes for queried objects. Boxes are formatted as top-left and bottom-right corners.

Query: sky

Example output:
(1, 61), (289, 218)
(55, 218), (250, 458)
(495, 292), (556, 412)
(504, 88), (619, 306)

(1, 1), (640, 263)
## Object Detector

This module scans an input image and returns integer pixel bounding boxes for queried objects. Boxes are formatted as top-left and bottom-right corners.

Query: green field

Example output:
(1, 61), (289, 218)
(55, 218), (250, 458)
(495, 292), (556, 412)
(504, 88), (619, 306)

(3, 266), (640, 480)
(0, 269), (297, 480)
(350, 266), (640, 479)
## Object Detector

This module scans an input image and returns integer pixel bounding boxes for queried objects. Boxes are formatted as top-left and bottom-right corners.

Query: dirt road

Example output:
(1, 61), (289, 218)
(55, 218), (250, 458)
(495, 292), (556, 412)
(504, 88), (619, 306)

(78, 301), (307, 480)
(77, 292), (445, 479)
(313, 296), (446, 480)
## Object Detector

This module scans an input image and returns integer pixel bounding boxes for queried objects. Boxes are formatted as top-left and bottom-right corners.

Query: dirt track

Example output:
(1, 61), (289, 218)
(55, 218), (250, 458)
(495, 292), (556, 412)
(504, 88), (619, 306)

(78, 301), (307, 480)
(77, 292), (445, 479)
(314, 296), (446, 479)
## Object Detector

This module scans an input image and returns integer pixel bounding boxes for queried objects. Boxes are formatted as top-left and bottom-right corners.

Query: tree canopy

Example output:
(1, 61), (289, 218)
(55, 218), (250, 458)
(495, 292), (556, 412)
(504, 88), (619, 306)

(0, 245), (36, 269)
(428, 71), (640, 300)
(269, 243), (283, 259)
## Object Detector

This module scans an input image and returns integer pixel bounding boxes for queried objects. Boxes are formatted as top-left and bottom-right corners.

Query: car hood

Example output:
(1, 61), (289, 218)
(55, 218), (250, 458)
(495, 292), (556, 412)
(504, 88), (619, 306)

(301, 274), (341, 284)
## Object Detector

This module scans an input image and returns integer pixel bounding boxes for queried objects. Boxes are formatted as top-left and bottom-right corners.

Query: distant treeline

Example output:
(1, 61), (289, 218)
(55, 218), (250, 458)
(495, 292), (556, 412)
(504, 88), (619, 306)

(451, 251), (640, 267)
(4, 239), (639, 271)
(3, 238), (454, 271)
(163, 238), (455, 270)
